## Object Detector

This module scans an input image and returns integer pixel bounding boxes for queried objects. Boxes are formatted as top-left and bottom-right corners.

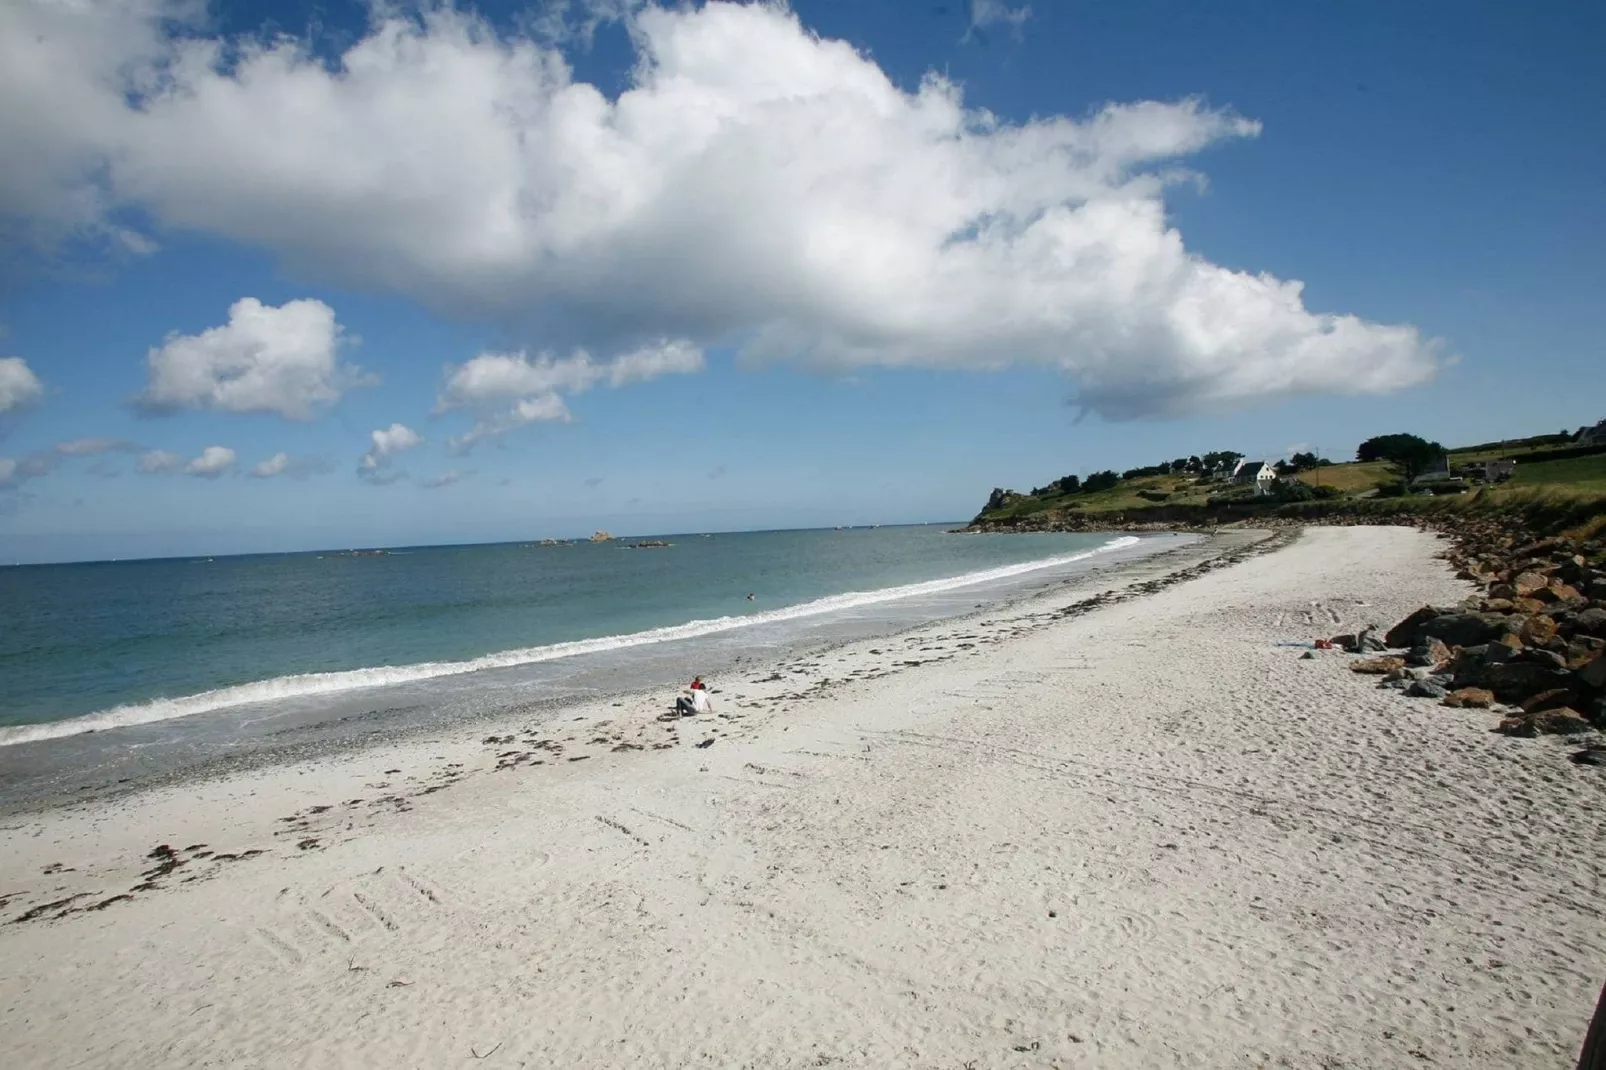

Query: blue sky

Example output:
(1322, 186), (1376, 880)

(1, 0), (1602, 563)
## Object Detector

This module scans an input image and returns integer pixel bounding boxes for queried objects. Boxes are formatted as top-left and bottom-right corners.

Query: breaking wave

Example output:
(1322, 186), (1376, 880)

(0, 536), (1140, 746)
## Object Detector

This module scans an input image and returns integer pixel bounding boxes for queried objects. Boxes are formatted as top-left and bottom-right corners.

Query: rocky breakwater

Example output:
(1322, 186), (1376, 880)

(1357, 526), (1606, 750)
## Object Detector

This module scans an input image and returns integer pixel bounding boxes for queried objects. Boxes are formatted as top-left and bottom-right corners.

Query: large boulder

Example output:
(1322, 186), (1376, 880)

(1406, 636), (1455, 669)
(1443, 687), (1495, 709)
(1384, 606), (1440, 648)
(1520, 688), (1580, 714)
(1513, 571), (1551, 596)
(1418, 612), (1514, 647)
(1350, 655), (1405, 675)
(1515, 647), (1567, 670)
(1481, 661), (1574, 703)
(1581, 653), (1606, 690)
(1407, 678), (1448, 699)
(1574, 607), (1606, 638)
(1518, 615), (1559, 646)
(1530, 583), (1584, 606)
(1535, 708), (1593, 735)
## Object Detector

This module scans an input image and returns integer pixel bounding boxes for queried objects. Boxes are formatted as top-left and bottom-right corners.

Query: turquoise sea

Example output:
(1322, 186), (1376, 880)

(0, 525), (1180, 806)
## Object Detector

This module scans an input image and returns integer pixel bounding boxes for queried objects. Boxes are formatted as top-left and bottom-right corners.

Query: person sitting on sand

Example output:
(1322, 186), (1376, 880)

(675, 676), (712, 716)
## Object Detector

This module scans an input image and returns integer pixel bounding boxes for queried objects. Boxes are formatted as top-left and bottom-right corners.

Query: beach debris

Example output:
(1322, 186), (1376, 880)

(8, 893), (91, 924)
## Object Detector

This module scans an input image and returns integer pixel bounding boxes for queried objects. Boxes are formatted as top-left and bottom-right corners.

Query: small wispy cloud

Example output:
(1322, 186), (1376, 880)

(965, 0), (1031, 43)
(584, 476), (604, 488)
(249, 451), (333, 480)
(55, 437), (140, 456)
(707, 465), (726, 480)
(420, 469), (470, 489)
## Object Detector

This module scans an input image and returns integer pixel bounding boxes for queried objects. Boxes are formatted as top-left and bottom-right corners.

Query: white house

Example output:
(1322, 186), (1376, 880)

(1232, 459), (1278, 496)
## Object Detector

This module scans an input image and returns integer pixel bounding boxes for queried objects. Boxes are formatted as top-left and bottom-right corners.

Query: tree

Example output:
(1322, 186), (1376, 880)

(1054, 474), (1081, 494)
(1356, 433), (1445, 482)
(1171, 458), (1189, 474)
(1200, 450), (1244, 473)
(1288, 451), (1326, 471)
(1083, 470), (1120, 493)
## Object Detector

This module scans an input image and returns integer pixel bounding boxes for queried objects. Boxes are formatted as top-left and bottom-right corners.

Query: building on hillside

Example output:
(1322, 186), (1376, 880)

(1411, 454), (1466, 494)
(1231, 459), (1278, 496)
(1577, 420), (1606, 447)
(1484, 458), (1517, 483)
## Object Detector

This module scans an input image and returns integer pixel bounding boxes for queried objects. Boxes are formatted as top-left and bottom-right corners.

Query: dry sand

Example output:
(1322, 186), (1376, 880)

(2, 526), (1603, 1068)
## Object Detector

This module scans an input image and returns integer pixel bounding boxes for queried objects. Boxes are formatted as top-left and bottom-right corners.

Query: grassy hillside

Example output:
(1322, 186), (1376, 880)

(970, 436), (1606, 528)
(1291, 461), (1393, 495)
(1508, 452), (1606, 493)
(982, 474), (1221, 520)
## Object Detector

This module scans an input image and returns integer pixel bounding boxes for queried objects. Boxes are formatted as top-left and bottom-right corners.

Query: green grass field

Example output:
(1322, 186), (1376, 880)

(1293, 461), (1394, 495)
(1508, 452), (1606, 493)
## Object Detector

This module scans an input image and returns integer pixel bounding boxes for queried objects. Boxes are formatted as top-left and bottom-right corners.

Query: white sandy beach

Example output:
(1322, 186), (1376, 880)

(2, 526), (1603, 1068)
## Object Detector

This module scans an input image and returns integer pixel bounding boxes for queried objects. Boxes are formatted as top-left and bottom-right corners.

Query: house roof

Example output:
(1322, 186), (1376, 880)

(1235, 460), (1267, 478)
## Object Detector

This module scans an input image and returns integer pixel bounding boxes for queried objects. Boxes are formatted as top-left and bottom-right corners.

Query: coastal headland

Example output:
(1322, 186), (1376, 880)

(1, 527), (1602, 1068)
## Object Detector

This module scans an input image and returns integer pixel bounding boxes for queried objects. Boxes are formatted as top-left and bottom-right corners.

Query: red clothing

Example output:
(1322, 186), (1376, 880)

(689, 680), (705, 690)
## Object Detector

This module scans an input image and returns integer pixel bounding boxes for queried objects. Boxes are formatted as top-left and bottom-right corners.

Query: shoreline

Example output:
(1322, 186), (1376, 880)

(0, 530), (1212, 817)
(2, 526), (1602, 1068)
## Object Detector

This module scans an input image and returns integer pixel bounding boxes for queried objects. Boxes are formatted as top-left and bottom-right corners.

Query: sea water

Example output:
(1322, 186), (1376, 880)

(0, 526), (1187, 806)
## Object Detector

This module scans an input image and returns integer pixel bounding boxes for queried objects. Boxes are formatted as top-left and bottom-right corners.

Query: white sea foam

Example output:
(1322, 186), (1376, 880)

(0, 536), (1142, 746)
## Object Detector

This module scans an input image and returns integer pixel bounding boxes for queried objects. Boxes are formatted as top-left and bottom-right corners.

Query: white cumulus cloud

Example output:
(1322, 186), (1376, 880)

(135, 298), (370, 420)
(360, 423), (423, 482)
(438, 340), (701, 452)
(1, 1), (1439, 419)
(250, 451), (290, 478)
(0, 358), (44, 414)
(135, 446), (235, 478)
(185, 445), (235, 478)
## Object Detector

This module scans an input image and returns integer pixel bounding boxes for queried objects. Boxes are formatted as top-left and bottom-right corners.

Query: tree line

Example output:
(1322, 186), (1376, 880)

(993, 431), (1457, 514)
(1028, 450), (1336, 498)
